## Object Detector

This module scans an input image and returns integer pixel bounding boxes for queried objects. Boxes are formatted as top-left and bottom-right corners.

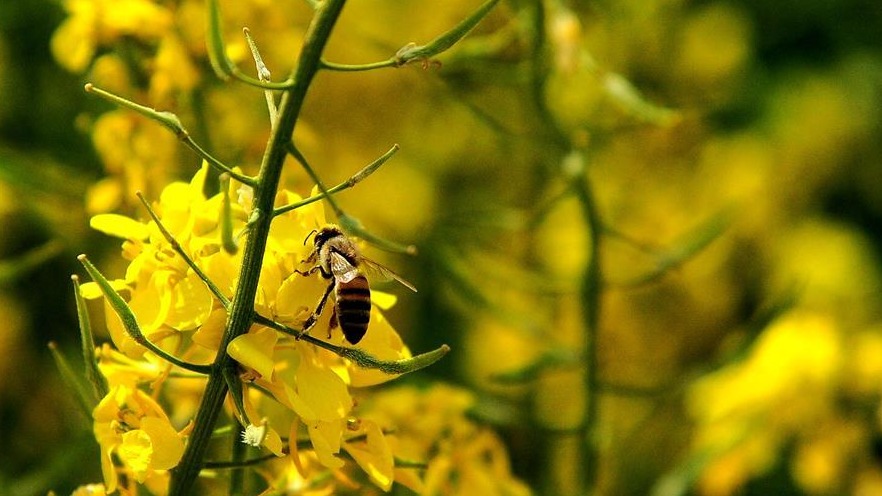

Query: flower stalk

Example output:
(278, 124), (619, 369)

(169, 2), (348, 493)
(83, 84), (255, 187)
(77, 254), (213, 375)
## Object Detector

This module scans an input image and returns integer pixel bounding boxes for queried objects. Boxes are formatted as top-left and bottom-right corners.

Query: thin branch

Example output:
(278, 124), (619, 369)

(72, 275), (109, 400)
(319, 58), (398, 72)
(573, 167), (602, 493)
(205, 0), (296, 90)
(77, 255), (213, 375)
(253, 314), (451, 375)
(84, 84), (256, 187)
(273, 144), (399, 217)
(286, 143), (416, 254)
(286, 143), (345, 217)
(136, 192), (231, 308)
(320, 0), (501, 70)
(244, 27), (279, 128)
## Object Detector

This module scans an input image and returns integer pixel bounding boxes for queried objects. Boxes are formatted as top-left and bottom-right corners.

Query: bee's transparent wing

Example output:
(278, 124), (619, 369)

(329, 251), (360, 283)
(360, 258), (418, 292)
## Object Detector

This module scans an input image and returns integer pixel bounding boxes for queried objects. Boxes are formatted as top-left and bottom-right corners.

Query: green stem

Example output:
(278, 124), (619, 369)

(78, 255), (212, 375)
(573, 173), (601, 491)
(136, 192), (231, 308)
(168, 1), (348, 494)
(287, 143), (345, 217)
(229, 422), (247, 495)
(319, 58), (398, 72)
(83, 84), (256, 187)
(253, 314), (450, 375)
(72, 275), (109, 400)
(272, 144), (399, 217)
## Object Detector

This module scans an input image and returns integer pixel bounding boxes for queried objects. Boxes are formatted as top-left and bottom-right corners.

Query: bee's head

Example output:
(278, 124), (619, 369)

(307, 225), (343, 249)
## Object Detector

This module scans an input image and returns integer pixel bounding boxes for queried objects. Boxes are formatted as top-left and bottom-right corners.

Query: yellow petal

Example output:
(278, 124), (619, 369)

(127, 271), (172, 334)
(370, 291), (397, 310)
(166, 270), (212, 330)
(90, 214), (150, 241)
(51, 16), (96, 72)
(189, 161), (210, 198)
(158, 182), (195, 235)
(292, 359), (351, 421)
(308, 421), (344, 469)
(192, 307), (228, 351)
(263, 425), (285, 457)
(118, 429), (152, 482)
(79, 280), (128, 300)
(227, 328), (278, 380)
(394, 468), (426, 495)
(275, 273), (325, 322)
(348, 310), (411, 387)
(99, 444), (118, 493)
(140, 416), (184, 470)
(423, 455), (453, 495)
(286, 383), (318, 421)
(344, 421), (394, 491)
(93, 385), (125, 423)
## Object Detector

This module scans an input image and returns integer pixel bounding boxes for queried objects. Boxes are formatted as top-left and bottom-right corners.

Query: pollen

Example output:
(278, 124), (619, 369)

(241, 423), (267, 447)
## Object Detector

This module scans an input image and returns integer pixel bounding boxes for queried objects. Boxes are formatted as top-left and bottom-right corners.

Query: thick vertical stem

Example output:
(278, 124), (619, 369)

(169, 1), (347, 494)
(574, 173), (602, 491)
(229, 423), (247, 495)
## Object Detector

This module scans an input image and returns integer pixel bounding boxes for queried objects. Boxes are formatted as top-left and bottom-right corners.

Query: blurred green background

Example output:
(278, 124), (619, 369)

(2, 0), (882, 494)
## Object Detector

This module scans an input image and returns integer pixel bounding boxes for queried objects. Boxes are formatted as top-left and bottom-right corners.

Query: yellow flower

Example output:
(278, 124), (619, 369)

(93, 385), (185, 492)
(149, 34), (201, 106)
(95, 343), (167, 389)
(343, 419), (394, 491)
(687, 311), (843, 494)
(71, 484), (107, 496)
(86, 163), (232, 355)
(362, 384), (532, 495)
(52, 0), (173, 73)
(87, 109), (182, 214)
(86, 162), (418, 491)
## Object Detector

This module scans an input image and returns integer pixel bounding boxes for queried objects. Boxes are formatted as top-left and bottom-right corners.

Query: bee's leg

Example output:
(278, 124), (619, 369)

(300, 281), (334, 339)
(328, 309), (338, 339)
(293, 265), (322, 277)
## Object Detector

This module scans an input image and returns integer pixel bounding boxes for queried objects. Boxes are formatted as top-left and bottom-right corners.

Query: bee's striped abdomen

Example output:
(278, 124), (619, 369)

(335, 274), (371, 344)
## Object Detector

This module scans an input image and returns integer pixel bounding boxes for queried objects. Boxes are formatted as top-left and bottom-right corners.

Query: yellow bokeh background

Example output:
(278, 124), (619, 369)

(2, 0), (882, 494)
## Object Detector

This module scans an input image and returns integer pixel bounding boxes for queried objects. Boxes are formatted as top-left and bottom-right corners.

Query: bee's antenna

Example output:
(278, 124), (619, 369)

(303, 229), (318, 246)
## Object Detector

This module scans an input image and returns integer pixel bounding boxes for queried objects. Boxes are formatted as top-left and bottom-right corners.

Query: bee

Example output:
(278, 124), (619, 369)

(297, 225), (416, 344)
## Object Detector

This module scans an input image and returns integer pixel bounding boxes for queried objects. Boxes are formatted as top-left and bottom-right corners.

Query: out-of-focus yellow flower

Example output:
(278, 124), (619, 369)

(71, 483), (107, 496)
(792, 418), (865, 494)
(149, 34), (201, 107)
(93, 385), (185, 493)
(687, 311), (843, 495)
(845, 328), (882, 395)
(363, 384), (532, 496)
(690, 311), (841, 426)
(767, 218), (882, 326)
(673, 3), (751, 91)
(52, 0), (173, 73)
(87, 110), (182, 214)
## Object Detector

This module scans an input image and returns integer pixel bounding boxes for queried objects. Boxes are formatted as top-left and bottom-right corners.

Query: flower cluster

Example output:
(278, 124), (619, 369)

(686, 310), (882, 495)
(80, 165), (423, 492)
(74, 161), (531, 494)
